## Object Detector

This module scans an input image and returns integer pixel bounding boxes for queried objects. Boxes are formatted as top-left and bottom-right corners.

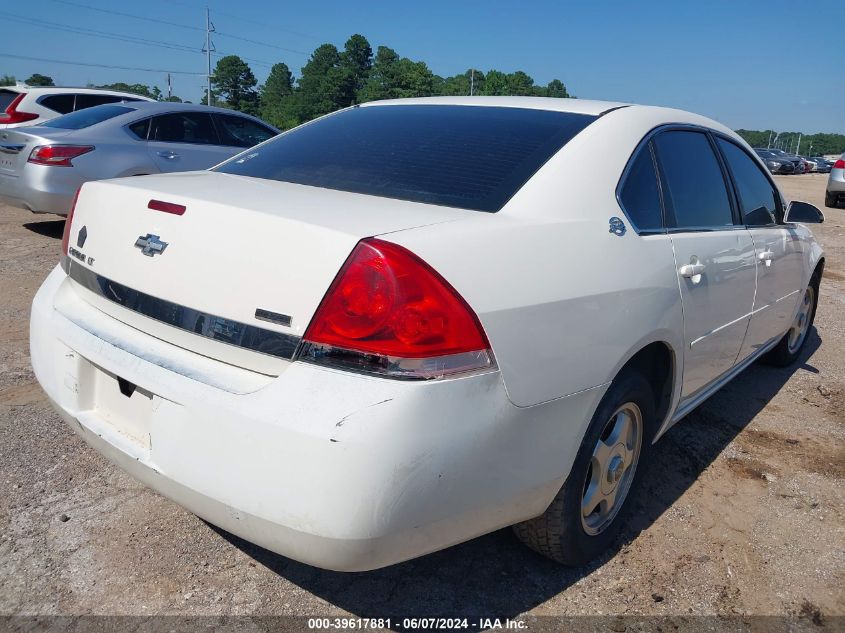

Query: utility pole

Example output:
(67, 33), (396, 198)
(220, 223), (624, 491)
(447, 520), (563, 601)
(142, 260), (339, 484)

(767, 130), (773, 148)
(167, 73), (171, 100)
(202, 7), (215, 106)
(470, 69), (475, 96)
(795, 133), (802, 155)
(772, 132), (780, 150)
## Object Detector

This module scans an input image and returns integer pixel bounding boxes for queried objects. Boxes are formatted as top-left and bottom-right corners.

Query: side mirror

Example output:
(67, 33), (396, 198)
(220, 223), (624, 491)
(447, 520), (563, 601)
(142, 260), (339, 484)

(784, 200), (824, 224)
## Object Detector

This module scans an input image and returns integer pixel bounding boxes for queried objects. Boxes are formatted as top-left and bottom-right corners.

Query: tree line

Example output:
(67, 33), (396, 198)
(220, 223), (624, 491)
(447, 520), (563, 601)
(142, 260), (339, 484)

(3, 34), (843, 154)
(735, 129), (845, 156)
(205, 34), (572, 131)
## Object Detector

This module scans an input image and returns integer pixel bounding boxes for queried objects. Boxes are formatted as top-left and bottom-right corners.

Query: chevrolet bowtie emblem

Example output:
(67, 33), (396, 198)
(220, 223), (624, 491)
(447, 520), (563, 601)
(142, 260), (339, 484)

(134, 233), (168, 257)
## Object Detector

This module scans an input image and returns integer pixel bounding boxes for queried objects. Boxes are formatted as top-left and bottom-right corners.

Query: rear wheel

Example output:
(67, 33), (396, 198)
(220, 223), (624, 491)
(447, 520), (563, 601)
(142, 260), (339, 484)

(825, 190), (840, 209)
(512, 370), (655, 565)
(764, 278), (819, 367)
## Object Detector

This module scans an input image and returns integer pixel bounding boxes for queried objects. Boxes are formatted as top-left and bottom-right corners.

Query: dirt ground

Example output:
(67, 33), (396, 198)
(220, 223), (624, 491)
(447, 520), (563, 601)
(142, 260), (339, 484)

(1, 174), (843, 628)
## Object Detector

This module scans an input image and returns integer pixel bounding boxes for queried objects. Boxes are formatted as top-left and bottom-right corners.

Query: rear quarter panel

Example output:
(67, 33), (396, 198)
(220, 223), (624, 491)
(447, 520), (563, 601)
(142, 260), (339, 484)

(388, 107), (710, 410)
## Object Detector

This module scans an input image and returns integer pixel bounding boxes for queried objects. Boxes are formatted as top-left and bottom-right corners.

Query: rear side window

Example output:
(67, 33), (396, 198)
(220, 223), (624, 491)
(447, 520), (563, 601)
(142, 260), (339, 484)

(39, 93), (76, 114)
(0, 90), (18, 111)
(150, 112), (219, 145)
(215, 105), (597, 212)
(619, 142), (663, 231)
(717, 138), (780, 226)
(653, 130), (734, 229)
(128, 118), (150, 140)
(215, 113), (276, 148)
(40, 104), (135, 129)
(75, 94), (123, 110)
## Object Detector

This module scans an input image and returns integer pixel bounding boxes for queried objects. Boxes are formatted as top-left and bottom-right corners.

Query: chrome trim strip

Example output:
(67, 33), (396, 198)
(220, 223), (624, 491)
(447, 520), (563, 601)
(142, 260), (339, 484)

(297, 341), (498, 381)
(66, 261), (300, 360)
(670, 333), (781, 426)
(688, 311), (753, 348)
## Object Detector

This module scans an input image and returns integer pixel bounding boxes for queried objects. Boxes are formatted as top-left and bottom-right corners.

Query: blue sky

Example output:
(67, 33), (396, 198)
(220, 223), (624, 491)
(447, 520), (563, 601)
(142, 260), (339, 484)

(1, 0), (842, 133)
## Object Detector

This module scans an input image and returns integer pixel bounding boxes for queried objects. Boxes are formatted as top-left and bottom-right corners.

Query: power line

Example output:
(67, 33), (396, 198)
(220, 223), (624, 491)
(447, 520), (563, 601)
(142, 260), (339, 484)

(0, 11), (276, 69)
(44, 0), (203, 31)
(215, 31), (309, 56)
(43, 0), (309, 56)
(155, 0), (321, 43)
(0, 11), (199, 54)
(0, 52), (206, 75)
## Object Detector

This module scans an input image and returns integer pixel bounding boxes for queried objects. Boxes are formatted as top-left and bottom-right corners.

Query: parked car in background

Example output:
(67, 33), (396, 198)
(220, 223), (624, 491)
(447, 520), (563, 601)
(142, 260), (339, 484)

(772, 149), (807, 174)
(31, 97), (825, 571)
(0, 85), (153, 129)
(798, 157), (815, 172)
(0, 102), (279, 215)
(754, 148), (796, 174)
(826, 153), (845, 208)
(808, 157), (831, 174)
(767, 148), (806, 173)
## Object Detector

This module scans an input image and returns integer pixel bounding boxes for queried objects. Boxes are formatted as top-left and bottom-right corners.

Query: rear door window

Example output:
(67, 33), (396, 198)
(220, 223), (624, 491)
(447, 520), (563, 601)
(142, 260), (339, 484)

(39, 93), (76, 114)
(214, 113), (276, 147)
(717, 138), (781, 226)
(653, 130), (735, 229)
(150, 112), (219, 145)
(619, 142), (663, 232)
(40, 104), (135, 129)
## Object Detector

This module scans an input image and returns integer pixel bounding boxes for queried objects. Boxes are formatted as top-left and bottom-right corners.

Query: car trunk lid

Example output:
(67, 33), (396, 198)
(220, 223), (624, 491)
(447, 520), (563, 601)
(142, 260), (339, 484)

(0, 127), (73, 176)
(64, 171), (467, 375)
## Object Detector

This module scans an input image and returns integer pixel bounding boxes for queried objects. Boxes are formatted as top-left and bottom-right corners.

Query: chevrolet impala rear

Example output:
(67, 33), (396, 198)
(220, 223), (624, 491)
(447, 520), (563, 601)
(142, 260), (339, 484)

(32, 98), (823, 571)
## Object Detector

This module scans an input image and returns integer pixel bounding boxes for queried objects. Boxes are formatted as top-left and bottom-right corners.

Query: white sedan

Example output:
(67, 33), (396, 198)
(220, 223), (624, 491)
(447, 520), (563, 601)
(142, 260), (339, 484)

(30, 97), (825, 571)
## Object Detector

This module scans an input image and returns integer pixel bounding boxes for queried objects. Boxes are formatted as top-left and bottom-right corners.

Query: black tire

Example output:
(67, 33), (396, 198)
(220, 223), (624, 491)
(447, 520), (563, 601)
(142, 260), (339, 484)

(825, 190), (839, 209)
(512, 369), (656, 566)
(763, 274), (820, 367)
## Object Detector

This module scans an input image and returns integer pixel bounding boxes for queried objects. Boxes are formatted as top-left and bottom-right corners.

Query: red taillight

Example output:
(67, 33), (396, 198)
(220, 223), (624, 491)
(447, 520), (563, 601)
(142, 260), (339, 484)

(834, 159), (845, 169)
(28, 145), (94, 167)
(61, 187), (82, 257)
(148, 199), (186, 215)
(299, 238), (495, 379)
(0, 93), (38, 124)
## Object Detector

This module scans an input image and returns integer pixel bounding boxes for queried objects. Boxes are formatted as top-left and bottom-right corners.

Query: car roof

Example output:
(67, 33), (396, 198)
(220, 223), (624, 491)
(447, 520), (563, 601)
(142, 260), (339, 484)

(37, 101), (280, 134)
(9, 86), (156, 100)
(360, 96), (737, 138)
(123, 101), (262, 117)
(362, 96), (629, 116)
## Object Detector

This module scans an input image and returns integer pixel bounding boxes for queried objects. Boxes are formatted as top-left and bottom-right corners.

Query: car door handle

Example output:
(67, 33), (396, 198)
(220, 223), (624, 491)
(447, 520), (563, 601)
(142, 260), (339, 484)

(156, 151), (179, 159)
(758, 250), (774, 266)
(679, 263), (706, 278)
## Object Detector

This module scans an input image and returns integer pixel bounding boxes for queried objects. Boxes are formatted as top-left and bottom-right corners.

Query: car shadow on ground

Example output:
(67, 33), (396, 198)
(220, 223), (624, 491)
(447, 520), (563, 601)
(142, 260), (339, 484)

(23, 219), (65, 239)
(216, 331), (821, 622)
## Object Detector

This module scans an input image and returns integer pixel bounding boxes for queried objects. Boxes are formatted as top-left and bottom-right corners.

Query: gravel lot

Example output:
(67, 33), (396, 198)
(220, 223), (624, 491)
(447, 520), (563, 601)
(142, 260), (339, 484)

(1, 174), (843, 628)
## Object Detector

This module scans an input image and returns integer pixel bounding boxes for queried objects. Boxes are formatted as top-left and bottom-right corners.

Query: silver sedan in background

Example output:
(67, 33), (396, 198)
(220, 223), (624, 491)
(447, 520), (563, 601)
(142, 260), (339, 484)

(826, 153), (845, 208)
(0, 102), (278, 215)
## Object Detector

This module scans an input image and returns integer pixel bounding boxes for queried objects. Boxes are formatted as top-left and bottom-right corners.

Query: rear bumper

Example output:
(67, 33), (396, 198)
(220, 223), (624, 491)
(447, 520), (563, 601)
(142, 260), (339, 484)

(827, 170), (845, 193)
(0, 167), (76, 215)
(31, 266), (604, 570)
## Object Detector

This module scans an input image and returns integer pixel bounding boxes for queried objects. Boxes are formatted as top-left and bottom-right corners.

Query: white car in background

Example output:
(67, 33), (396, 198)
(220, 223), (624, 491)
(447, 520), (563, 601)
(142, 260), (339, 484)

(0, 84), (153, 128)
(30, 97), (825, 571)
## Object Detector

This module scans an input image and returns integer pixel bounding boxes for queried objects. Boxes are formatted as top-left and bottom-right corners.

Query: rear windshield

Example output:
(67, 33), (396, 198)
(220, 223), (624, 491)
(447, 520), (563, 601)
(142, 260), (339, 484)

(0, 89), (19, 111)
(215, 105), (597, 212)
(40, 104), (135, 130)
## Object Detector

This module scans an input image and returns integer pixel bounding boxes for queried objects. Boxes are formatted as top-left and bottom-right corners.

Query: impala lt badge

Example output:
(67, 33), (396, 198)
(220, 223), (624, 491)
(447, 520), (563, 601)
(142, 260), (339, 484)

(135, 234), (168, 257)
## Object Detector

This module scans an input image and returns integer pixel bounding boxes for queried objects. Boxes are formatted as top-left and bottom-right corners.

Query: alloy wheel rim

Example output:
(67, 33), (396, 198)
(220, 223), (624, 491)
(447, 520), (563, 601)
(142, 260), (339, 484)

(581, 402), (643, 536)
(787, 287), (814, 354)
